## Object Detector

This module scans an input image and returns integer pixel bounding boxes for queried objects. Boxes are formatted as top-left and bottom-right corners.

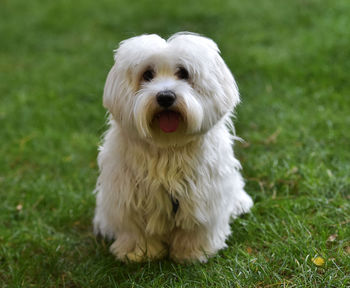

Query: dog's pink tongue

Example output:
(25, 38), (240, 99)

(158, 111), (180, 133)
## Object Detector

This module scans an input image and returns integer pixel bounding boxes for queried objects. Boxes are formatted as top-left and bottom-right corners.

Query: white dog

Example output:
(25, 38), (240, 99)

(93, 32), (253, 263)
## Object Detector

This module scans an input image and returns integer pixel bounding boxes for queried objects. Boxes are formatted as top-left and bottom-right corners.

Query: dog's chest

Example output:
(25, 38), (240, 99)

(141, 149), (196, 194)
(134, 151), (199, 234)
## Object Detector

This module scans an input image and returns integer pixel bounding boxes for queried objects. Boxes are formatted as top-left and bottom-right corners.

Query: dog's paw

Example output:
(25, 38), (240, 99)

(110, 236), (167, 262)
(93, 214), (116, 240)
(231, 190), (253, 218)
(169, 228), (214, 263)
(170, 249), (208, 263)
(109, 234), (136, 260)
(125, 245), (166, 262)
(125, 251), (145, 262)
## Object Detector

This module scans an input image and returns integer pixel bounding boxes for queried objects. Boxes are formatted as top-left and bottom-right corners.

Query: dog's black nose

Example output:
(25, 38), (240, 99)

(156, 90), (176, 108)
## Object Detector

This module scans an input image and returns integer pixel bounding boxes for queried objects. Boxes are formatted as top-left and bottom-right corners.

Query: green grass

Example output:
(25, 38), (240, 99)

(1, 0), (349, 287)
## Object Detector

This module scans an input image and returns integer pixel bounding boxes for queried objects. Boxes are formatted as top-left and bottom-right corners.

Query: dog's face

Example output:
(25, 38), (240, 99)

(103, 33), (239, 146)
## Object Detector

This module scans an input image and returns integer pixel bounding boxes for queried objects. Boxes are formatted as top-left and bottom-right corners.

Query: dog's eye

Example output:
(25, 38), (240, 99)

(176, 67), (189, 80)
(142, 69), (154, 82)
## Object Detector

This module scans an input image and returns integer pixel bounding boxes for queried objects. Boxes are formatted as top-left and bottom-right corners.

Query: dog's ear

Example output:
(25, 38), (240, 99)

(195, 35), (240, 110)
(103, 43), (136, 122)
(213, 51), (240, 110)
(169, 33), (240, 111)
(103, 35), (166, 120)
(104, 63), (137, 124)
(103, 37), (137, 119)
(103, 64), (117, 114)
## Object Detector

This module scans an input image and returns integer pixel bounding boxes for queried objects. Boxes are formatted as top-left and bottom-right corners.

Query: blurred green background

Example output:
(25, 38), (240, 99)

(1, 0), (349, 287)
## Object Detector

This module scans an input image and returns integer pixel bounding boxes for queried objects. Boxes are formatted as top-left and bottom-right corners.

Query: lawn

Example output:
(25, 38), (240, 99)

(1, 0), (349, 287)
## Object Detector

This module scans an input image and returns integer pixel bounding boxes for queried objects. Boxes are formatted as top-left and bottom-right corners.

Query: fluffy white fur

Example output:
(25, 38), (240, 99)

(93, 32), (253, 263)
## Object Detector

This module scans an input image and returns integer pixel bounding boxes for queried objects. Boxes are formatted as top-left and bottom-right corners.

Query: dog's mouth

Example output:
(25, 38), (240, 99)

(153, 110), (181, 133)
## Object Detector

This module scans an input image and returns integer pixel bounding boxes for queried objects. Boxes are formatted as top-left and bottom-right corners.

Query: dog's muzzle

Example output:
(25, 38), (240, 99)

(153, 90), (181, 133)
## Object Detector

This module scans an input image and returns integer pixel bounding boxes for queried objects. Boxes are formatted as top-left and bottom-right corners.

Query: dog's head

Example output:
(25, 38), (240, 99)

(103, 32), (239, 146)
